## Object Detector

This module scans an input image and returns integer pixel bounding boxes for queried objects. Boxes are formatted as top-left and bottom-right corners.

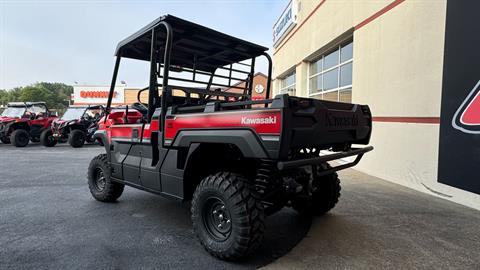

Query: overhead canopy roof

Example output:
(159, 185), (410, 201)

(68, 105), (104, 109)
(115, 15), (269, 73)
(8, 102), (47, 107)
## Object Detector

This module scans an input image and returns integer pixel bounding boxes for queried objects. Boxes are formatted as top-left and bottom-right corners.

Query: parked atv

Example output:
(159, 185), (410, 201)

(0, 102), (57, 147)
(88, 15), (373, 261)
(41, 105), (104, 148)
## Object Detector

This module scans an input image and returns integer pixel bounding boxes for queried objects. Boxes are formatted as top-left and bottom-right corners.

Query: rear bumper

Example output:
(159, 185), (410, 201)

(277, 146), (374, 175)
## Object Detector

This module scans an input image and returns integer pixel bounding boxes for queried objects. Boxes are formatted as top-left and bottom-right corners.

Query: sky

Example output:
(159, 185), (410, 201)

(0, 0), (286, 89)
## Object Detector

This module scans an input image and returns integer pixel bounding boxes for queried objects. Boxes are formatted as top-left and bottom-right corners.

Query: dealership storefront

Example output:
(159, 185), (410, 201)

(272, 0), (480, 209)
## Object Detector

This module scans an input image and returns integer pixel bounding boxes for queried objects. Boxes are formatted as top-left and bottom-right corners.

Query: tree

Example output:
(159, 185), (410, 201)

(0, 82), (73, 110)
(35, 82), (73, 108)
(19, 86), (54, 107)
(0, 87), (23, 107)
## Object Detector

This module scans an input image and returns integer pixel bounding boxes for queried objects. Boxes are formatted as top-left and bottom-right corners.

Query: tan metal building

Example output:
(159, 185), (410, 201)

(272, 0), (480, 209)
(224, 72), (269, 100)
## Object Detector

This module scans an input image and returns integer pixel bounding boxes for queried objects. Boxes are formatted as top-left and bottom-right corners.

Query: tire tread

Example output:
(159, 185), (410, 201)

(88, 154), (124, 202)
(191, 172), (265, 260)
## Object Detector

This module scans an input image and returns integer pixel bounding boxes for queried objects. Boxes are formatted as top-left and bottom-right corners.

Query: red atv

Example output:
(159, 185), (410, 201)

(0, 102), (57, 147)
(88, 15), (373, 260)
(41, 105), (105, 148)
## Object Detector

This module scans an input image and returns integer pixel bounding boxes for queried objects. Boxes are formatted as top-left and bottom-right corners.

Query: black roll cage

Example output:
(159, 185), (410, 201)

(105, 15), (273, 148)
(6, 102), (50, 117)
(64, 105), (104, 119)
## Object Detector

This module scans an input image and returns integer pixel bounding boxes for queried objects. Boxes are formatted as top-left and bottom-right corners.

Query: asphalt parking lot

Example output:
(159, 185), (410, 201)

(264, 169), (480, 270)
(3, 143), (480, 270)
(0, 143), (311, 270)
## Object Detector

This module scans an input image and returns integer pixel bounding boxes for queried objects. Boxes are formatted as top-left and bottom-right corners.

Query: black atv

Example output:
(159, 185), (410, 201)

(41, 105), (104, 148)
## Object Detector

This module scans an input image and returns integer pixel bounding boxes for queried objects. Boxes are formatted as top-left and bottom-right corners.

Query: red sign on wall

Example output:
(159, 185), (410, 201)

(80, 91), (117, 98)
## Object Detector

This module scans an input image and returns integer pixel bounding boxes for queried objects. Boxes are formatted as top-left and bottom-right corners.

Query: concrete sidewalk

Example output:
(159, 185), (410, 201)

(263, 169), (480, 270)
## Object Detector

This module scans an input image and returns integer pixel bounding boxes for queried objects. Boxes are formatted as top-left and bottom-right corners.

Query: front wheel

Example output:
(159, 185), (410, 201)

(96, 138), (104, 146)
(68, 129), (86, 148)
(88, 154), (124, 202)
(40, 129), (57, 147)
(10, 129), (30, 147)
(191, 172), (265, 261)
(0, 136), (10, 144)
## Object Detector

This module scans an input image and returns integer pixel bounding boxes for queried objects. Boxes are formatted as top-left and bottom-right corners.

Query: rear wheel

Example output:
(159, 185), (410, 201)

(68, 129), (86, 148)
(88, 154), (124, 202)
(191, 172), (265, 261)
(292, 163), (341, 216)
(40, 129), (57, 147)
(10, 129), (30, 147)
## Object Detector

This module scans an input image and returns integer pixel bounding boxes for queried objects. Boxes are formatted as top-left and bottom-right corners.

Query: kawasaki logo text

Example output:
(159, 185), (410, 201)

(241, 116), (277, 125)
(326, 114), (358, 127)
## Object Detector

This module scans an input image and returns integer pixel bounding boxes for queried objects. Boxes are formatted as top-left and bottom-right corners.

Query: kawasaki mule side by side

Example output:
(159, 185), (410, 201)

(87, 15), (373, 261)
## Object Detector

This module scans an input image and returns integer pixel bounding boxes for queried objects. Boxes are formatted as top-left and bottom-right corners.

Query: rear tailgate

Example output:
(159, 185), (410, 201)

(279, 96), (372, 158)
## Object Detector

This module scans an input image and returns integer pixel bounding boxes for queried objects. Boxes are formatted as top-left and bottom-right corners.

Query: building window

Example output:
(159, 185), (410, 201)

(279, 70), (296, 95)
(308, 40), (353, 102)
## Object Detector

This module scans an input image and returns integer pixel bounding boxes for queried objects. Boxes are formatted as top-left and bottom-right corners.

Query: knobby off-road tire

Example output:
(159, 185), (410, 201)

(40, 129), (57, 147)
(292, 164), (341, 216)
(191, 172), (265, 261)
(69, 129), (86, 148)
(10, 129), (30, 147)
(0, 136), (10, 144)
(88, 154), (124, 202)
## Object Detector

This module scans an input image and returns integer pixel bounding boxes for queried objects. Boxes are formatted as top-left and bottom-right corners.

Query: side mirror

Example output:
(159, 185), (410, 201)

(51, 112), (58, 117)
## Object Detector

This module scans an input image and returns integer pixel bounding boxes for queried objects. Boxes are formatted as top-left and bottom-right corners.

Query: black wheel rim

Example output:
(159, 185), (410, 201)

(47, 134), (55, 144)
(76, 134), (84, 145)
(202, 197), (232, 241)
(19, 133), (28, 145)
(94, 169), (106, 192)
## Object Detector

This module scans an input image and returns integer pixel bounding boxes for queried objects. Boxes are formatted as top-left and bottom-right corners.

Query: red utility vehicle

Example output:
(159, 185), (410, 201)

(88, 15), (373, 260)
(0, 102), (57, 147)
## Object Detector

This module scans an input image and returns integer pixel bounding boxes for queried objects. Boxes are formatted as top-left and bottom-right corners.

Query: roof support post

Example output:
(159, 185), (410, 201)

(248, 57), (256, 98)
(158, 21), (173, 148)
(148, 28), (158, 122)
(262, 52), (273, 105)
(105, 55), (121, 120)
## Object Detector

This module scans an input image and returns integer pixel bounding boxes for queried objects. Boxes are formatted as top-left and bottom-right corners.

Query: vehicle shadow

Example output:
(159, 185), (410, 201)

(118, 191), (312, 268)
(243, 209), (312, 267)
